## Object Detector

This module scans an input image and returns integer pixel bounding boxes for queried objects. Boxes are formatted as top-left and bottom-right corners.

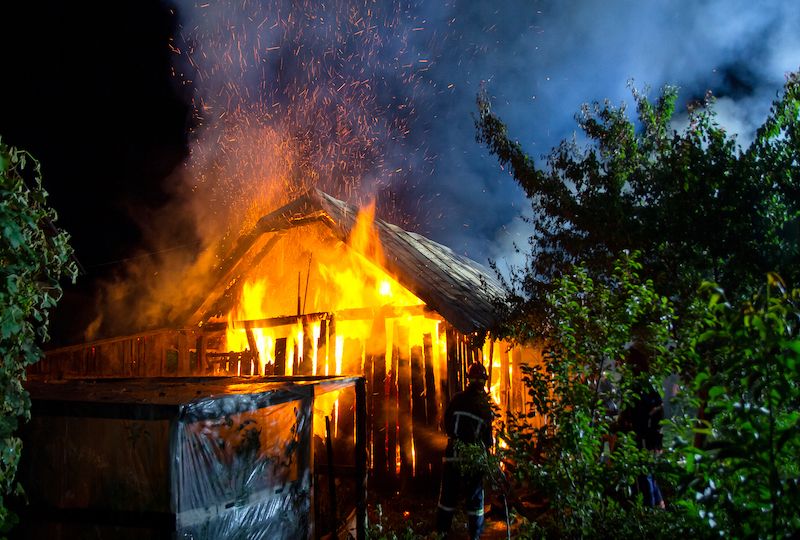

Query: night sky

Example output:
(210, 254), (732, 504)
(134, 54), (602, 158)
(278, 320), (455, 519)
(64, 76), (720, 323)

(1, 0), (798, 343)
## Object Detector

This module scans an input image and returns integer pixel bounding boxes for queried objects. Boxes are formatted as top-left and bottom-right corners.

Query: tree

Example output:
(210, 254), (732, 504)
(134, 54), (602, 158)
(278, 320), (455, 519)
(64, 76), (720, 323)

(500, 252), (699, 538)
(479, 71), (800, 537)
(666, 277), (800, 538)
(0, 139), (77, 531)
(476, 71), (800, 331)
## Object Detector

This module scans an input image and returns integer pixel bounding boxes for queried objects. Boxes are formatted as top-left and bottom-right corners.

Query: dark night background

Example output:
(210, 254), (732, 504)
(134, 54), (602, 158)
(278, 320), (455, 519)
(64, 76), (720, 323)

(1, 2), (188, 269)
(1, 0), (798, 345)
(1, 2), (190, 342)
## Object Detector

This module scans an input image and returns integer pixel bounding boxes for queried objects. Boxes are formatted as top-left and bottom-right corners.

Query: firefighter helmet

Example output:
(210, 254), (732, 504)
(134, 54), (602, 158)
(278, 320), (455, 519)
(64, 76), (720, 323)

(467, 362), (488, 381)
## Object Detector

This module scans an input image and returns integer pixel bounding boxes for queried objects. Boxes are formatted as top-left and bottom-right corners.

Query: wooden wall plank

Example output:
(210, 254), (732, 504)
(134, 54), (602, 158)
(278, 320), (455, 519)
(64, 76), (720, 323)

(395, 324), (412, 490)
(410, 344), (429, 485)
(423, 333), (441, 483)
(446, 326), (458, 399)
(368, 317), (387, 481)
(299, 322), (314, 375)
(178, 331), (189, 376)
(274, 337), (287, 376)
(387, 337), (399, 488)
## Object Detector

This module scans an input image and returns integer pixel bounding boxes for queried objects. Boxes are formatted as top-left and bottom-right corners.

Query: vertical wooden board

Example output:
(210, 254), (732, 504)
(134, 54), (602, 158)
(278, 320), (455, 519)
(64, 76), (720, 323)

(144, 335), (155, 377)
(487, 340), (495, 392)
(299, 322), (314, 375)
(367, 317), (387, 481)
(355, 378), (367, 540)
(245, 325), (260, 375)
(423, 333), (441, 483)
(120, 340), (130, 376)
(317, 319), (328, 376)
(446, 327), (458, 399)
(327, 317), (337, 374)
(91, 345), (99, 375)
(96, 343), (107, 376)
(512, 347), (524, 413)
(410, 344), (429, 485)
(422, 334), (437, 426)
(196, 334), (207, 375)
(136, 337), (144, 376)
(116, 341), (126, 375)
(437, 325), (449, 411)
(156, 333), (167, 377)
(291, 336), (300, 376)
(130, 338), (138, 376)
(460, 335), (468, 391)
(395, 324), (413, 489)
(362, 339), (375, 477)
(500, 347), (511, 419)
(98, 343), (114, 375)
(274, 337), (287, 376)
(160, 333), (169, 376)
(337, 338), (362, 466)
(387, 344), (398, 487)
(178, 331), (189, 376)
(136, 337), (145, 376)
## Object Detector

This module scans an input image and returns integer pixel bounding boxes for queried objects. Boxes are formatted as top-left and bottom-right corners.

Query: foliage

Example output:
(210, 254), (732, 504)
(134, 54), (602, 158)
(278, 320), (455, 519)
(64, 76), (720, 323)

(0, 139), (77, 532)
(365, 504), (433, 540)
(667, 277), (800, 538)
(499, 253), (705, 538)
(451, 439), (502, 480)
(477, 71), (800, 331)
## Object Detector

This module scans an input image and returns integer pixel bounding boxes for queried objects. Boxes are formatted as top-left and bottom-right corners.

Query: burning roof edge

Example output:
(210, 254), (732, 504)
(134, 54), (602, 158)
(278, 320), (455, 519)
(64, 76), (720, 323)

(191, 189), (506, 335)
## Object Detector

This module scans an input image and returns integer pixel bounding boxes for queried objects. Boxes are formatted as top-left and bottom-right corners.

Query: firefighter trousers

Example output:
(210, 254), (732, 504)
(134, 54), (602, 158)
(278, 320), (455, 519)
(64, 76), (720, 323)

(435, 459), (485, 539)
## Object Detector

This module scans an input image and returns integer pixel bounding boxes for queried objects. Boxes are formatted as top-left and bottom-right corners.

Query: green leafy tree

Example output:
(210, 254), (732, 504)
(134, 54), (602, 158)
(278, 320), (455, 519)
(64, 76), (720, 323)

(501, 253), (705, 538)
(477, 71), (800, 330)
(667, 277), (800, 538)
(479, 70), (800, 538)
(0, 139), (77, 531)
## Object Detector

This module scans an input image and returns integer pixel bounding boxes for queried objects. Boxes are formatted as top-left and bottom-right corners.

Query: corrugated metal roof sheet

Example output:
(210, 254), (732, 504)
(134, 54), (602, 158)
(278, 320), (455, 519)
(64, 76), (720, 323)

(196, 189), (505, 334)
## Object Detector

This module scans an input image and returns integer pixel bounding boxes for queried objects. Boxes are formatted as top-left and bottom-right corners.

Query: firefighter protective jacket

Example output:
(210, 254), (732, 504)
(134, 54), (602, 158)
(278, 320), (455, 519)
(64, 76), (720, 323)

(443, 383), (493, 453)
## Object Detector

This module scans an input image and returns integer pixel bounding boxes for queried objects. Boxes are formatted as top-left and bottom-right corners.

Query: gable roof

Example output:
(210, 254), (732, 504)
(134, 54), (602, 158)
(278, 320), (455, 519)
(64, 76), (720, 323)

(188, 189), (505, 335)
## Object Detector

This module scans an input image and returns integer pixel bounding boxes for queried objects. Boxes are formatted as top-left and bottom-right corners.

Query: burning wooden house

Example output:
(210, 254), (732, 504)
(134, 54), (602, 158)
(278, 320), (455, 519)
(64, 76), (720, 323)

(38, 189), (539, 488)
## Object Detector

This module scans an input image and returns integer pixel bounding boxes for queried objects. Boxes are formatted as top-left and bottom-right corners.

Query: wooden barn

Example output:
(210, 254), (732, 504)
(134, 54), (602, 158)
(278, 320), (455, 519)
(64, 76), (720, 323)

(36, 189), (539, 489)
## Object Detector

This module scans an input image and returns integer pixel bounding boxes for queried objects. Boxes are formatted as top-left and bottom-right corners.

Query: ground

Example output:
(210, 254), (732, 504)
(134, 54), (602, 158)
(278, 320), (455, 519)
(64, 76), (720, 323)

(366, 489), (517, 539)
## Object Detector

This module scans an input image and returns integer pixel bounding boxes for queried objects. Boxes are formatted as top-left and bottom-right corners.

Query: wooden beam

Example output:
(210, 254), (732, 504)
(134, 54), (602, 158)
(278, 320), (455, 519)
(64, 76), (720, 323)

(299, 322), (314, 375)
(387, 330), (399, 487)
(437, 324), (449, 410)
(446, 327), (459, 398)
(244, 322), (260, 375)
(195, 334), (207, 374)
(368, 316), (387, 481)
(274, 337), (287, 376)
(395, 324), (412, 490)
(424, 332), (442, 485)
(410, 343), (428, 484)
(201, 312), (332, 334)
(500, 346), (510, 418)
(355, 377), (367, 540)
(317, 319), (328, 376)
(423, 334), (437, 427)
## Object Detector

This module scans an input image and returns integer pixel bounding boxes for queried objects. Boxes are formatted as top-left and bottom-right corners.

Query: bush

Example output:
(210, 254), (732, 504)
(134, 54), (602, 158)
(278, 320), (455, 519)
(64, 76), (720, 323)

(667, 277), (800, 538)
(0, 139), (77, 531)
(500, 252), (700, 538)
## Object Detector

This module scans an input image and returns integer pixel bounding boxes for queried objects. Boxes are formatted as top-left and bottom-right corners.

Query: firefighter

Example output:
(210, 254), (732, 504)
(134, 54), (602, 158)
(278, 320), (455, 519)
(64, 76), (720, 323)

(435, 362), (494, 539)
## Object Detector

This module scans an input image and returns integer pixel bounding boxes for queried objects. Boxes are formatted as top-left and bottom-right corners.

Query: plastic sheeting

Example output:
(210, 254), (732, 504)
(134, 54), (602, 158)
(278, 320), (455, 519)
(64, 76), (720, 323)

(16, 376), (362, 540)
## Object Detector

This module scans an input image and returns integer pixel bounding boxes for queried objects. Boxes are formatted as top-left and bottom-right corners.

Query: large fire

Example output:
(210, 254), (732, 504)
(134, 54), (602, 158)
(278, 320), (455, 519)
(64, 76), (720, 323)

(223, 202), (429, 375)
(217, 200), (520, 471)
